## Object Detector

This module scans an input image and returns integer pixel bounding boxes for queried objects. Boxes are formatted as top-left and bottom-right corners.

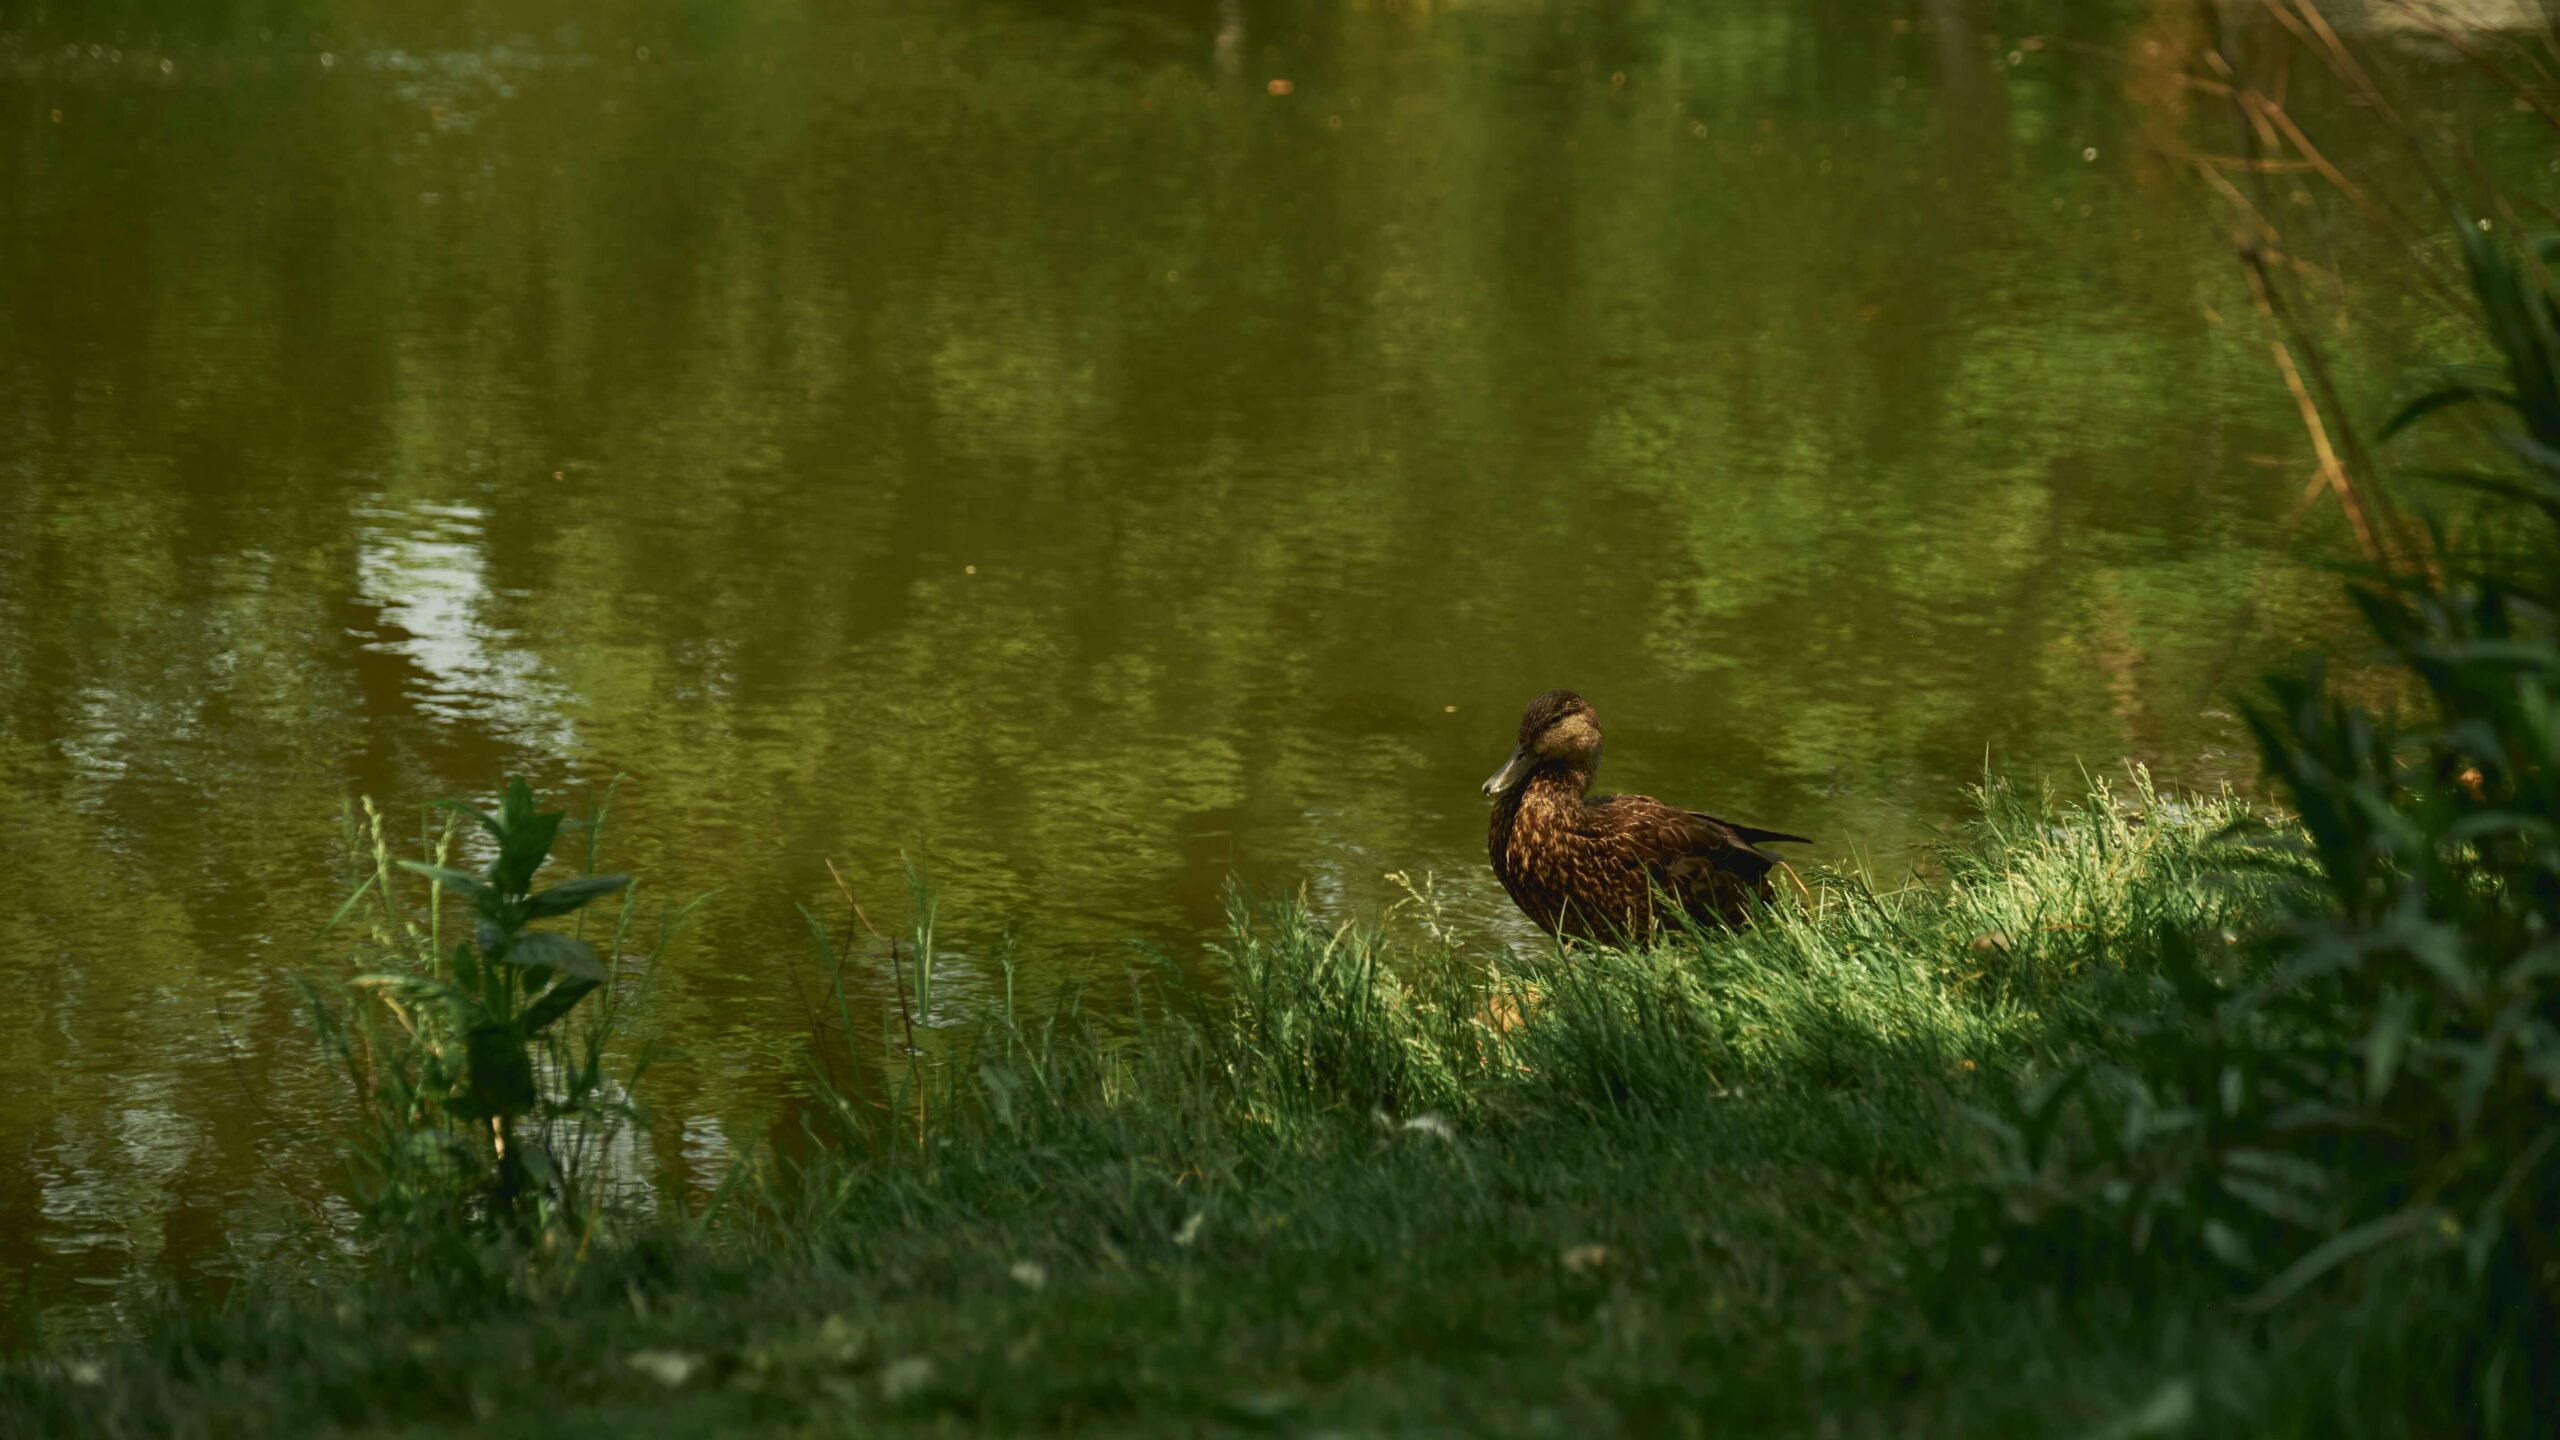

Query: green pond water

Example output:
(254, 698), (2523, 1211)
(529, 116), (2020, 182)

(0, 0), (2527, 1315)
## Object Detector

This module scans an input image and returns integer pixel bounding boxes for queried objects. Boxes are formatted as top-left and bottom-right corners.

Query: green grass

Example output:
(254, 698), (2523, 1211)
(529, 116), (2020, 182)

(13, 773), (2449, 1439)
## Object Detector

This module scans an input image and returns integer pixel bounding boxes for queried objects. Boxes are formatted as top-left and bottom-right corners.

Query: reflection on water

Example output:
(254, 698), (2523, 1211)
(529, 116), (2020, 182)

(0, 0), (2529, 1323)
(358, 499), (578, 745)
(2316, 0), (2551, 31)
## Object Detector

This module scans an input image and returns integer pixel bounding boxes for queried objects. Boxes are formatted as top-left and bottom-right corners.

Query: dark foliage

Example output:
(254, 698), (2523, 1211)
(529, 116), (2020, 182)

(1951, 220), (2560, 1429)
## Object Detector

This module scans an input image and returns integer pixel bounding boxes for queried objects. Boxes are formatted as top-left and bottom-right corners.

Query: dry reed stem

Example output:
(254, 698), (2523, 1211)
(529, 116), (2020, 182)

(2247, 255), (2387, 562)
(2396, 7), (2560, 131)
(2201, 0), (2447, 576)
(827, 857), (925, 1148)
(1774, 859), (1816, 909)
(2187, 152), (2325, 171)
(2242, 86), (2443, 266)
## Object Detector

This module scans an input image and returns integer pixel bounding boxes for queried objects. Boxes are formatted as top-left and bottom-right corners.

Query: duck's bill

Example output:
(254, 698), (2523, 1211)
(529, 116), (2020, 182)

(1481, 747), (1532, 797)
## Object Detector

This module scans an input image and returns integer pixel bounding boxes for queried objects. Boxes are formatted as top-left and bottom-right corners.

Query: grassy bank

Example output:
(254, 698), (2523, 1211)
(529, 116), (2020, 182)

(5, 777), (2411, 1439)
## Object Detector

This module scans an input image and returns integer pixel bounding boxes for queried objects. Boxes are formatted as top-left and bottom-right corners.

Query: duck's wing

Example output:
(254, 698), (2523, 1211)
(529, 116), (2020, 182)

(1690, 812), (1810, 851)
(1589, 796), (1794, 884)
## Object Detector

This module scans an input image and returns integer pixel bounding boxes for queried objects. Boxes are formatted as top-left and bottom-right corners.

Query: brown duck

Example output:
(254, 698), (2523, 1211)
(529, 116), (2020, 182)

(1481, 690), (1807, 941)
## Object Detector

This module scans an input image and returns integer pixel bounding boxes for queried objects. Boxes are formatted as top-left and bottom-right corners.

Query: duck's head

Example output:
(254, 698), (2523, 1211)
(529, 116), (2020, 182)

(1481, 690), (1603, 797)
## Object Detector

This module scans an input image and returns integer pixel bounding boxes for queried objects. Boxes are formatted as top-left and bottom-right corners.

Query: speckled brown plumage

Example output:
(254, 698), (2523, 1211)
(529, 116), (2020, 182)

(1482, 690), (1806, 942)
